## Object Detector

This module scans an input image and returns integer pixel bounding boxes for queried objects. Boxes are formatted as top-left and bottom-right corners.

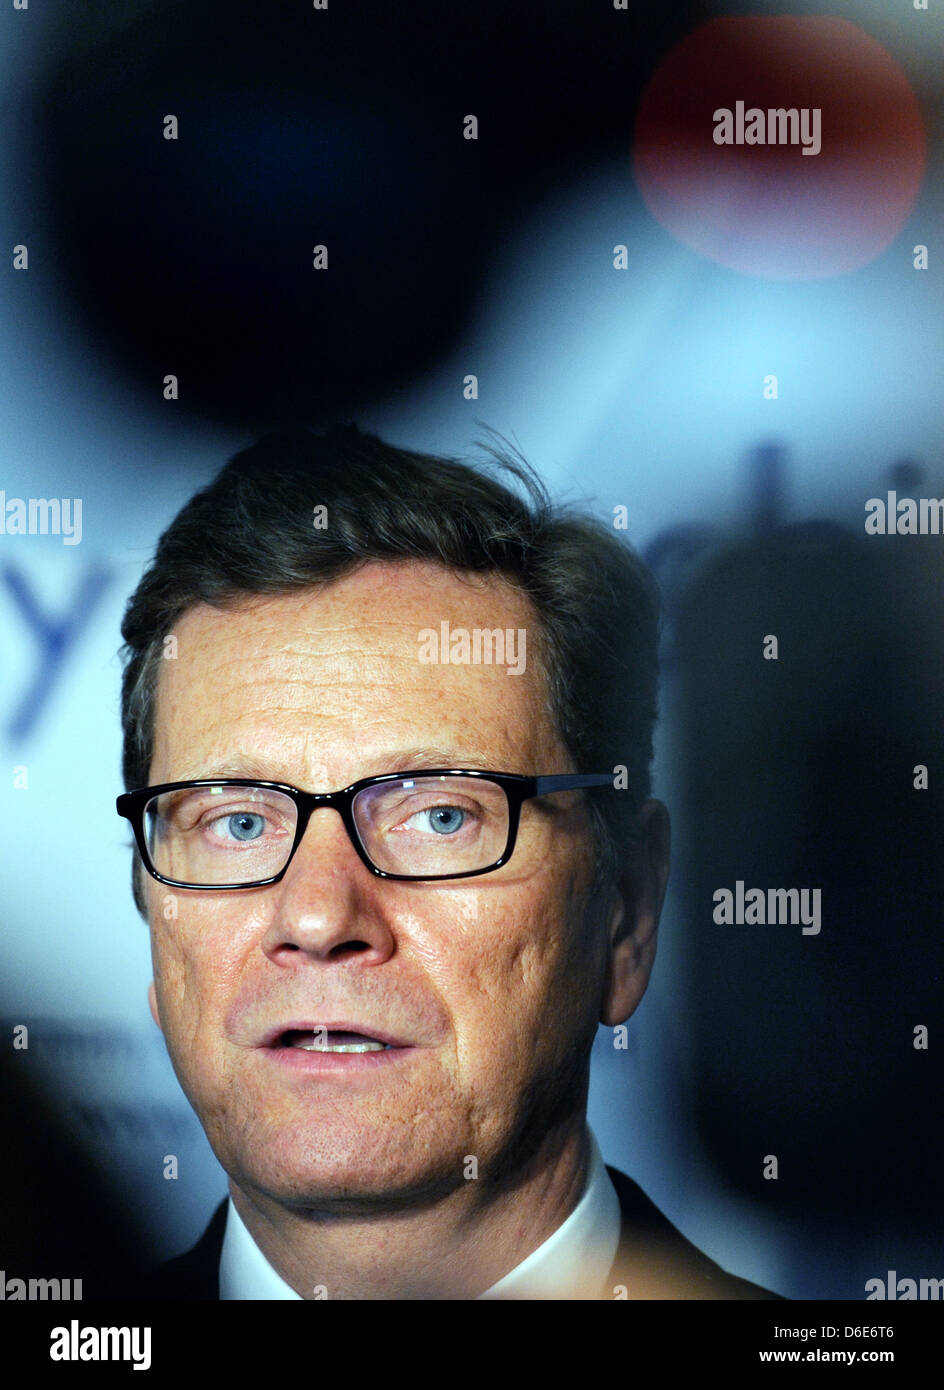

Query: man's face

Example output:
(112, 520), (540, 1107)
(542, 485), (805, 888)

(144, 560), (640, 1211)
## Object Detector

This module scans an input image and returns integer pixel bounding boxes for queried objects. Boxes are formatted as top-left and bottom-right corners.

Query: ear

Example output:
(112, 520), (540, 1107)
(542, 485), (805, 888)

(147, 981), (163, 1032)
(600, 800), (670, 1027)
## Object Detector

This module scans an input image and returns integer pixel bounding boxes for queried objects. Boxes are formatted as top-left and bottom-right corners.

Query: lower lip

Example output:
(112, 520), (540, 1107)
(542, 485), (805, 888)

(260, 1044), (415, 1073)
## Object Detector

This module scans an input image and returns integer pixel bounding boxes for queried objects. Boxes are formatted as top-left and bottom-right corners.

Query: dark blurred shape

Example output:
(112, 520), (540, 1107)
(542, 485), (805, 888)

(32, 0), (708, 430)
(674, 524), (944, 1227)
(888, 458), (925, 493)
(749, 442), (784, 536)
(0, 1039), (153, 1298)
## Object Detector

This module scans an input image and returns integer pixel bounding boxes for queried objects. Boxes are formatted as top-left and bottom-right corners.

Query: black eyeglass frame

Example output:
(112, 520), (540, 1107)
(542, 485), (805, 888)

(116, 769), (617, 889)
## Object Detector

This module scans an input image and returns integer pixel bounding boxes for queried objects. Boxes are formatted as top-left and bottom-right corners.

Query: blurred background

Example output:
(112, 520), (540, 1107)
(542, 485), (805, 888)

(1, 0), (942, 1299)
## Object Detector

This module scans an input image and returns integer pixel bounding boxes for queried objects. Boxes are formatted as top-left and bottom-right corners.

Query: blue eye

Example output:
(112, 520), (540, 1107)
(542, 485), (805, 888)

(425, 806), (465, 835)
(224, 812), (266, 842)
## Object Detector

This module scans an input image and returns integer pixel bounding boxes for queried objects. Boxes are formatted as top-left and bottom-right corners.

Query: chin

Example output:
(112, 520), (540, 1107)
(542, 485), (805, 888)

(226, 1134), (469, 1213)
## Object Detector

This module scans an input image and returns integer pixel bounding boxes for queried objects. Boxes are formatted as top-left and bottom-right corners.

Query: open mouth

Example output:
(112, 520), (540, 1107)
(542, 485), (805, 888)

(277, 1029), (393, 1054)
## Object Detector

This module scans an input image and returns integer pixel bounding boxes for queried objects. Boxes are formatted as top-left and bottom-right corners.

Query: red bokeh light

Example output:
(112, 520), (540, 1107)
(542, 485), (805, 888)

(632, 17), (926, 278)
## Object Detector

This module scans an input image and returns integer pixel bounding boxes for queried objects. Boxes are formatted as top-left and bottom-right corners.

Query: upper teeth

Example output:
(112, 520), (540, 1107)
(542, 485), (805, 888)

(298, 1041), (387, 1053)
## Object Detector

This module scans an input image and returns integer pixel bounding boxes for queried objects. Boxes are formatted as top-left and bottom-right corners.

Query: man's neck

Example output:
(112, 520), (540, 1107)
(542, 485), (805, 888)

(228, 1121), (591, 1300)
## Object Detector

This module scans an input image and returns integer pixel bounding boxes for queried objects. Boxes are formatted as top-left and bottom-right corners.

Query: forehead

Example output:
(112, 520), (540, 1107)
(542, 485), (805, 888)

(149, 559), (563, 785)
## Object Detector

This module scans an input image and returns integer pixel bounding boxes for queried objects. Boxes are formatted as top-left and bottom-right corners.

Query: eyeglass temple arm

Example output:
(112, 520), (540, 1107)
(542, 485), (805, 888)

(533, 773), (617, 795)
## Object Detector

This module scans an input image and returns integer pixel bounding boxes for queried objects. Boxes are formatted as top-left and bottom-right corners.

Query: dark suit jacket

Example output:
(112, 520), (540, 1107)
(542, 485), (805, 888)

(131, 1167), (782, 1300)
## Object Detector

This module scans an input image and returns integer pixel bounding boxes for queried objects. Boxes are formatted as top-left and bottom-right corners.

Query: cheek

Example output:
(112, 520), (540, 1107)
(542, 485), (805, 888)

(501, 877), (607, 1057)
(149, 933), (205, 1058)
(148, 901), (247, 1041)
(444, 885), (585, 1062)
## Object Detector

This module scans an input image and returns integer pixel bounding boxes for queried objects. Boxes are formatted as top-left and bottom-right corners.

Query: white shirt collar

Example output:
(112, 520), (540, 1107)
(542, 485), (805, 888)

(219, 1127), (621, 1300)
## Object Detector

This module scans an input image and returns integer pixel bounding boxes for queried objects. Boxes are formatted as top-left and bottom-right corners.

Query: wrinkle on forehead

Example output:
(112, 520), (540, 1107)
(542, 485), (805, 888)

(149, 561), (564, 787)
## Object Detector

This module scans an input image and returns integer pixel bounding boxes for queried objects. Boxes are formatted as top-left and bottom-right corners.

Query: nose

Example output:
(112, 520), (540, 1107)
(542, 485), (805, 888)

(259, 807), (396, 966)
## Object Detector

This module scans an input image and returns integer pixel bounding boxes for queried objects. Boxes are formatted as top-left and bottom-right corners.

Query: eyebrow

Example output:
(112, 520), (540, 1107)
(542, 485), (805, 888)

(172, 748), (504, 786)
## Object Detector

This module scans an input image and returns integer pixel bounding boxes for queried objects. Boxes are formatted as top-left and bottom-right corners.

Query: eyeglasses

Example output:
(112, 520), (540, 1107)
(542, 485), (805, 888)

(116, 770), (616, 888)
